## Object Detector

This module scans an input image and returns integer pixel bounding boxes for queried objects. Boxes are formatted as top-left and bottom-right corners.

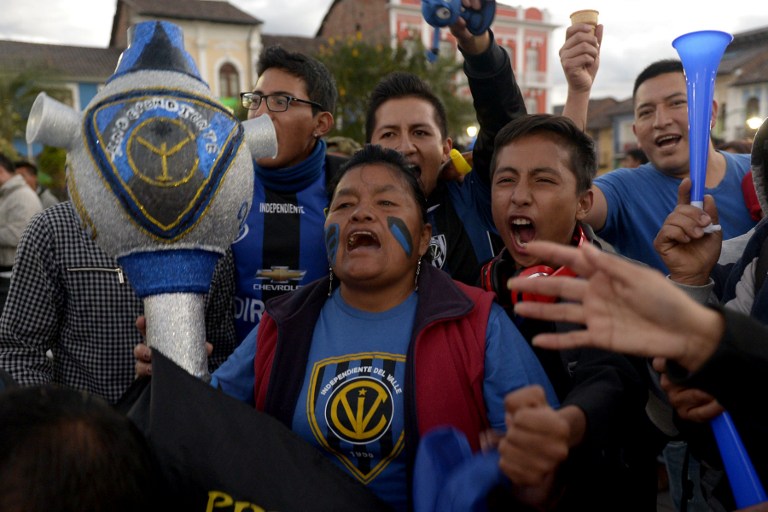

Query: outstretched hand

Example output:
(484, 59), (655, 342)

(507, 241), (724, 372)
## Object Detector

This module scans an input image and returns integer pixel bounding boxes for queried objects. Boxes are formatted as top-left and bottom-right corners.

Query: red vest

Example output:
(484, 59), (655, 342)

(253, 266), (494, 452)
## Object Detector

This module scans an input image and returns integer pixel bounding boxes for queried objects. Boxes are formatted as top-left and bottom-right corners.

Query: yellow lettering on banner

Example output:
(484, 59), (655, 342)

(235, 503), (266, 512)
(206, 491), (233, 511)
(206, 490), (267, 512)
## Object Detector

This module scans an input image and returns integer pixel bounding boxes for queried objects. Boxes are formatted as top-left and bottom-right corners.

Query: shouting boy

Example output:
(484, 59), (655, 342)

(483, 114), (663, 511)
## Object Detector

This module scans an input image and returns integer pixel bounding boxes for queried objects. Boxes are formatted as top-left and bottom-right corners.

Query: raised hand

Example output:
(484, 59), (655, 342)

(654, 178), (722, 285)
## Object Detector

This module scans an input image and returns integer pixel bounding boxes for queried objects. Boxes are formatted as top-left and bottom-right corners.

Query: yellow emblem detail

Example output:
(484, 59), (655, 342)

(127, 117), (199, 187)
(330, 379), (389, 443)
(255, 267), (306, 282)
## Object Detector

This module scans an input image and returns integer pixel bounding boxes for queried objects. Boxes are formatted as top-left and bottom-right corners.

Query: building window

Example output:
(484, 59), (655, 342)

(401, 27), (420, 59)
(438, 39), (454, 59)
(746, 96), (763, 135)
(718, 102), (727, 132)
(747, 96), (760, 121)
(525, 47), (539, 73)
(218, 63), (239, 98)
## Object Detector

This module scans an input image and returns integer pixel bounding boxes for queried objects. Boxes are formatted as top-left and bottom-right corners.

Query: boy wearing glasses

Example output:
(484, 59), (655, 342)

(230, 46), (344, 340)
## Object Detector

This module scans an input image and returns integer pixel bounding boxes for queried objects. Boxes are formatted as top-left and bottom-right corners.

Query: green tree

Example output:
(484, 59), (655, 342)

(0, 69), (76, 197)
(0, 69), (48, 156)
(36, 146), (67, 200)
(316, 33), (476, 145)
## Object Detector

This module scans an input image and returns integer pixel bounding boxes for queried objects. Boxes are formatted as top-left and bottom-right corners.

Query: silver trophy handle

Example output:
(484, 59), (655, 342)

(144, 293), (209, 381)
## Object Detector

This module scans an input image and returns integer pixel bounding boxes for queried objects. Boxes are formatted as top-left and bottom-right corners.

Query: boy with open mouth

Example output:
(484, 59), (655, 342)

(482, 114), (664, 511)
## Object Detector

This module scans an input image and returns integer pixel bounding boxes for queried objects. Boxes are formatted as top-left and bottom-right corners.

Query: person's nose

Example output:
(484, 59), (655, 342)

(350, 201), (375, 222)
(510, 181), (532, 206)
(397, 134), (417, 155)
(653, 105), (673, 129)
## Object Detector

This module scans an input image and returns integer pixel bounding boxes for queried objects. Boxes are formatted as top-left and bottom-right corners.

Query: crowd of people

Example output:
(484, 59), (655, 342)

(2, 3), (767, 510)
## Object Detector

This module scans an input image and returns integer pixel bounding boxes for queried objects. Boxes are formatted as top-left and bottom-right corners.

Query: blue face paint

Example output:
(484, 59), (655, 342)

(325, 223), (340, 265)
(388, 217), (413, 258)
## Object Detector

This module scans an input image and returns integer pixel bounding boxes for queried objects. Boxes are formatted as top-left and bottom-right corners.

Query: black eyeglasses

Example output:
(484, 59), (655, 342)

(240, 92), (324, 112)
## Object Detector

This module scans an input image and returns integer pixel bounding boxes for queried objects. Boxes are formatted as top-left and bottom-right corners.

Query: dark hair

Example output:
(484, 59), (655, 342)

(14, 159), (37, 175)
(364, 72), (448, 143)
(0, 153), (15, 174)
(718, 139), (752, 154)
(328, 143), (429, 224)
(633, 59), (683, 100)
(491, 114), (597, 194)
(625, 147), (649, 164)
(0, 385), (157, 512)
(256, 46), (338, 116)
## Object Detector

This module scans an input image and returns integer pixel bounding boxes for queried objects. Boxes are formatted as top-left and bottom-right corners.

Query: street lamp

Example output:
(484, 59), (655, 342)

(747, 116), (764, 131)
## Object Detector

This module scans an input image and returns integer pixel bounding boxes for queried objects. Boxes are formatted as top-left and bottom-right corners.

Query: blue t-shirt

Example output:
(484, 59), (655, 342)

(212, 289), (557, 511)
(596, 152), (755, 272)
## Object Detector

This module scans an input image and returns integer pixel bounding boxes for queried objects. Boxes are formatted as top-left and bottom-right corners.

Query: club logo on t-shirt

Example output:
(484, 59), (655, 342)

(307, 353), (405, 484)
(326, 376), (393, 444)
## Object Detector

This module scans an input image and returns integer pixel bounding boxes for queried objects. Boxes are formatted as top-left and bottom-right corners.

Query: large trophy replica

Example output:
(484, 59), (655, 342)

(26, 20), (277, 381)
(24, 21), (393, 511)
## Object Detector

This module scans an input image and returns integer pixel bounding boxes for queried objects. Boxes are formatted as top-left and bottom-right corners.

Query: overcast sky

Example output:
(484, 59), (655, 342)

(2, 0), (767, 105)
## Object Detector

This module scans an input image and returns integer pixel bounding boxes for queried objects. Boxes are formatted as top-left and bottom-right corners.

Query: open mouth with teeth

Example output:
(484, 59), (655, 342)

(655, 134), (681, 148)
(347, 231), (381, 251)
(510, 217), (535, 248)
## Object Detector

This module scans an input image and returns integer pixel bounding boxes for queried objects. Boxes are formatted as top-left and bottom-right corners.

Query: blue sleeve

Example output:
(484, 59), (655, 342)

(450, 174), (497, 234)
(210, 323), (258, 406)
(593, 168), (633, 238)
(482, 303), (559, 430)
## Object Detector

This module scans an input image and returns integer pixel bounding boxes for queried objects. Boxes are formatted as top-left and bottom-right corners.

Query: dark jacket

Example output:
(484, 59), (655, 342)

(488, 225), (662, 511)
(427, 31), (526, 285)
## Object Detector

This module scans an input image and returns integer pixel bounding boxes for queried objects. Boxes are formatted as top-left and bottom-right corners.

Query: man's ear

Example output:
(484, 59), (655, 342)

(418, 223), (432, 258)
(576, 188), (594, 221)
(314, 112), (334, 138)
(442, 137), (453, 162)
(710, 100), (719, 130)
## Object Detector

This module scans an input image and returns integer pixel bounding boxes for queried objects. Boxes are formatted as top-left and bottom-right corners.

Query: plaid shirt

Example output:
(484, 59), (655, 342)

(0, 201), (238, 403)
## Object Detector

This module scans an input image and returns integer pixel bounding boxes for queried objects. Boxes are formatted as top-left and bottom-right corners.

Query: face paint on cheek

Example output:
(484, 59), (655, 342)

(387, 217), (413, 258)
(325, 223), (340, 265)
